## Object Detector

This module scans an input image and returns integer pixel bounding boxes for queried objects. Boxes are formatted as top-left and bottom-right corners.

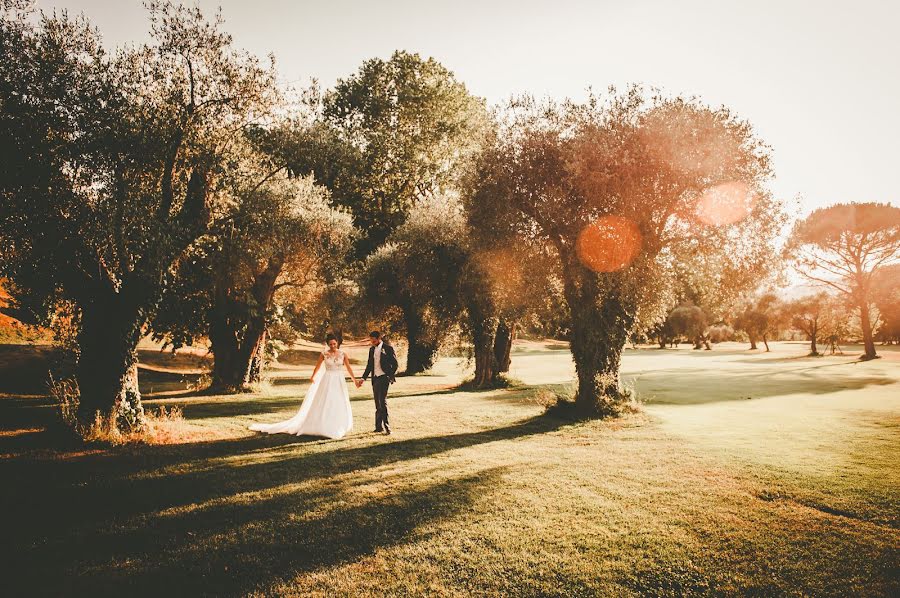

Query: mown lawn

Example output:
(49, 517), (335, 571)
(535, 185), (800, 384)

(0, 341), (897, 596)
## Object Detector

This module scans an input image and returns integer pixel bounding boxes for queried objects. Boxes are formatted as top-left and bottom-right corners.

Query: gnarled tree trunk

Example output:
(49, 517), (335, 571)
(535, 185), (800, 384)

(562, 258), (635, 418)
(209, 307), (239, 391)
(74, 294), (145, 428)
(209, 314), (268, 392)
(403, 302), (439, 375)
(209, 258), (281, 392)
(469, 304), (498, 388)
(247, 328), (266, 384)
(692, 335), (711, 350)
(859, 301), (878, 360)
(71, 160), (210, 431)
(471, 320), (497, 388)
(493, 319), (515, 376)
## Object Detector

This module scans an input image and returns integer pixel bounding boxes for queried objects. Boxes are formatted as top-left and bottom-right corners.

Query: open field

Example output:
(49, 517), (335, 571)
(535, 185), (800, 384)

(0, 341), (898, 596)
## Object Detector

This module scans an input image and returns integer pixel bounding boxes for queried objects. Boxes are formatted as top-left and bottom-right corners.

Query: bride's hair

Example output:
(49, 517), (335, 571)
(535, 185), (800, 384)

(325, 332), (342, 347)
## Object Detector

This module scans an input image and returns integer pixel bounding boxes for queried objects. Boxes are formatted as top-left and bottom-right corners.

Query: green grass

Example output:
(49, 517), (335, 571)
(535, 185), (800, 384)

(0, 341), (898, 596)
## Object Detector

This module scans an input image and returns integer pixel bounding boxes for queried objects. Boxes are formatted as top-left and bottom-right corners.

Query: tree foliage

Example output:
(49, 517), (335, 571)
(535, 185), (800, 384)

(783, 292), (830, 355)
(461, 133), (567, 384)
(787, 202), (900, 359)
(733, 293), (783, 351)
(152, 172), (354, 391)
(320, 51), (488, 256)
(0, 1), (280, 425)
(667, 304), (710, 350)
(360, 199), (468, 373)
(470, 90), (784, 416)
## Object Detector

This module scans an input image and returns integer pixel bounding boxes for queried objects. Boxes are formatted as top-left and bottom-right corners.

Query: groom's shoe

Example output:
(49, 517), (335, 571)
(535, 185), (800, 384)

(374, 428), (383, 433)
(384, 426), (391, 435)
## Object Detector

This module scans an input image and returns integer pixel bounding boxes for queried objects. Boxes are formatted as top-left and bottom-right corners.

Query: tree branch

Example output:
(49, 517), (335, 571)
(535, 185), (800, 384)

(157, 127), (185, 221)
(248, 164), (287, 196)
(113, 162), (132, 274)
(797, 271), (852, 296)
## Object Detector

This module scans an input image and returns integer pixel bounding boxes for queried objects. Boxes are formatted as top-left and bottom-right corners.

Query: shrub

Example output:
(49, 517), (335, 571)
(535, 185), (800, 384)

(707, 324), (735, 343)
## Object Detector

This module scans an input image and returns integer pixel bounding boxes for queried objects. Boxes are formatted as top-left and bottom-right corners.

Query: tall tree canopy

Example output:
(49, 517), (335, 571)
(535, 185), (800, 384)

(787, 202), (900, 359)
(473, 90), (784, 417)
(250, 54), (489, 368)
(0, 1), (280, 426)
(320, 51), (488, 256)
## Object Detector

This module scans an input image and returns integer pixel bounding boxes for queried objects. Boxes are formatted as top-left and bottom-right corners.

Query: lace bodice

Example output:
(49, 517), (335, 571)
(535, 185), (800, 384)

(322, 350), (345, 372)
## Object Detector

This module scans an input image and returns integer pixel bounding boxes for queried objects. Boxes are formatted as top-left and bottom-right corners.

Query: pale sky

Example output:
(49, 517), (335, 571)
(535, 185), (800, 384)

(35, 0), (900, 216)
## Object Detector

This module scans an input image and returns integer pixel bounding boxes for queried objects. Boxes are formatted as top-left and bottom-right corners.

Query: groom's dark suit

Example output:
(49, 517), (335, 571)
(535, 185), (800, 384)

(362, 341), (398, 433)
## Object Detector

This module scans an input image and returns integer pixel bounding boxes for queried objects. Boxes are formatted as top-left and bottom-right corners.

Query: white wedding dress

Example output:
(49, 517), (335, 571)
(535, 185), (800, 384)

(249, 350), (353, 439)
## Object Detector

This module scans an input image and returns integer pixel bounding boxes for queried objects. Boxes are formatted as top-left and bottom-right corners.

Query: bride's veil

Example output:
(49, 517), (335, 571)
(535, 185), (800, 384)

(248, 353), (327, 433)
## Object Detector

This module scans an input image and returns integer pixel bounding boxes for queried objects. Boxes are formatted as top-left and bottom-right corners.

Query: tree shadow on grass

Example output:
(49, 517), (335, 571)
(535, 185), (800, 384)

(154, 388), (394, 422)
(138, 366), (201, 395)
(0, 411), (569, 591)
(389, 386), (480, 400)
(0, 394), (56, 431)
(630, 363), (897, 405)
(4, 464), (507, 596)
(153, 394), (314, 420)
(728, 355), (871, 366)
(0, 427), (60, 453)
(0, 344), (57, 395)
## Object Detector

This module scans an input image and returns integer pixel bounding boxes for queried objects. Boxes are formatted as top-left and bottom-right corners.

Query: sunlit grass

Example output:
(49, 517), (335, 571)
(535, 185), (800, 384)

(0, 341), (897, 595)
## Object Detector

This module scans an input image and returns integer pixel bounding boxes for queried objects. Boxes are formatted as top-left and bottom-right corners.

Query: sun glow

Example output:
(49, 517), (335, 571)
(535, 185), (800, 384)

(696, 181), (755, 226)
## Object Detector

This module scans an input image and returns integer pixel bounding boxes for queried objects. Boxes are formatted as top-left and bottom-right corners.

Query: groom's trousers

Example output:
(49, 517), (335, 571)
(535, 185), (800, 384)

(372, 375), (390, 431)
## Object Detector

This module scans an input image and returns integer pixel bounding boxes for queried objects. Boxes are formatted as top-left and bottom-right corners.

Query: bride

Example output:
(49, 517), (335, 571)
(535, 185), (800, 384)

(249, 333), (358, 439)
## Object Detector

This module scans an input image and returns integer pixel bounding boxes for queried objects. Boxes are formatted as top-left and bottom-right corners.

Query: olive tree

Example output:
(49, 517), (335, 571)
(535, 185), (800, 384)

(152, 173), (354, 392)
(462, 131), (567, 386)
(261, 56), (488, 365)
(360, 199), (468, 374)
(733, 293), (781, 351)
(872, 264), (900, 344)
(784, 292), (831, 356)
(320, 51), (488, 257)
(476, 90), (783, 417)
(0, 2), (279, 427)
(667, 304), (711, 350)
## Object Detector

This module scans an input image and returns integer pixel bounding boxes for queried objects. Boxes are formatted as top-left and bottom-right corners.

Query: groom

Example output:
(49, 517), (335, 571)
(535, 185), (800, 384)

(359, 331), (398, 435)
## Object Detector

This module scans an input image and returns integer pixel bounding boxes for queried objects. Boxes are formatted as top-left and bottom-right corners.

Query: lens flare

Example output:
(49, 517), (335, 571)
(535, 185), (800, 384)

(696, 181), (754, 226)
(576, 216), (643, 272)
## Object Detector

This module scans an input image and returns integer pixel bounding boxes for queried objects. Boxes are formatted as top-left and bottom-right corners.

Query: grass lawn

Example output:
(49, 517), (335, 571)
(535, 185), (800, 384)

(0, 340), (897, 596)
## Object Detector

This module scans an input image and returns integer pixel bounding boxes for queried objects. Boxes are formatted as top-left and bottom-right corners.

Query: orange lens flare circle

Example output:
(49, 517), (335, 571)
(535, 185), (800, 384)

(696, 181), (754, 226)
(576, 216), (643, 273)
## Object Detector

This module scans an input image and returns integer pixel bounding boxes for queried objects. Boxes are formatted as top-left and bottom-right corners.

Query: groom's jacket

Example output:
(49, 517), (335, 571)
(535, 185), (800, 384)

(362, 342), (398, 383)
